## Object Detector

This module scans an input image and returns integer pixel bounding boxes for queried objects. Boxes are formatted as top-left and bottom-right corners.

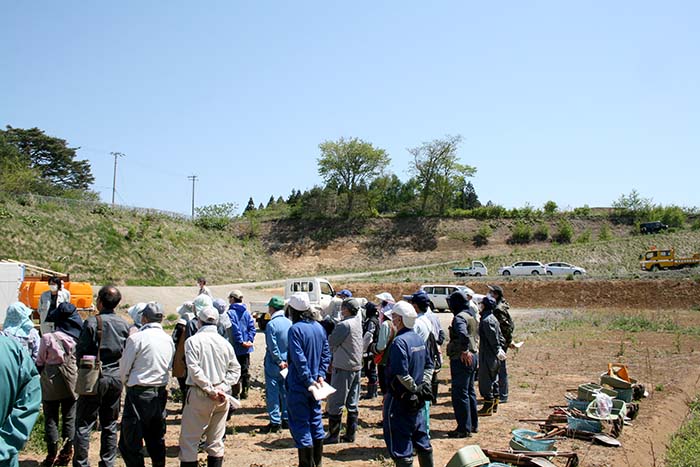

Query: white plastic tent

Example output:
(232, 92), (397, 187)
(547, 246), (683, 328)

(0, 262), (24, 326)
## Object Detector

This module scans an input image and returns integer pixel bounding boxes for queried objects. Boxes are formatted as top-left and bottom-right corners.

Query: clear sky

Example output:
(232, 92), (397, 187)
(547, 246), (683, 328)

(2, 1), (698, 215)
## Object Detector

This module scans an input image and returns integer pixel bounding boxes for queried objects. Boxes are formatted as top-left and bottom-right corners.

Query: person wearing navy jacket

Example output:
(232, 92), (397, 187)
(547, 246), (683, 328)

(383, 301), (433, 467)
(227, 290), (255, 399)
(286, 292), (331, 467)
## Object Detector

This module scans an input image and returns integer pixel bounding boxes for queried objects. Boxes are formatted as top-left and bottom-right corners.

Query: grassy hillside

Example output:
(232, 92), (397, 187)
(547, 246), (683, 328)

(1, 194), (698, 285)
(0, 196), (278, 285)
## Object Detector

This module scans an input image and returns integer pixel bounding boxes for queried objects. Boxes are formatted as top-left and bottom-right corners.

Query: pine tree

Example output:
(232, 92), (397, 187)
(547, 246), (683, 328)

(244, 197), (256, 213)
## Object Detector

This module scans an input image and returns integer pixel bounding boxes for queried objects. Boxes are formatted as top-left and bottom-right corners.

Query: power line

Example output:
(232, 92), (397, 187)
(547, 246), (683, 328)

(187, 175), (198, 219)
(110, 152), (125, 206)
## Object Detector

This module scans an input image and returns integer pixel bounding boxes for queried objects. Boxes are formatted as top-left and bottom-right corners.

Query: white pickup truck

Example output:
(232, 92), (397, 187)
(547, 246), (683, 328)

(250, 277), (337, 330)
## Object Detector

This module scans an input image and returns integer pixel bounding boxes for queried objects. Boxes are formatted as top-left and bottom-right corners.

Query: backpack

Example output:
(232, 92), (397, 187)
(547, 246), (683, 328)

(494, 300), (514, 346)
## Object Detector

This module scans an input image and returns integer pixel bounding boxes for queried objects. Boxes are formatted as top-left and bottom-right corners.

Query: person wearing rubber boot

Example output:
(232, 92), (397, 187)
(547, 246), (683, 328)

(118, 303), (175, 467)
(36, 302), (83, 467)
(325, 298), (363, 444)
(73, 286), (130, 467)
(227, 290), (255, 400)
(361, 302), (380, 400)
(488, 285), (514, 404)
(445, 290), (479, 438)
(286, 292), (331, 467)
(477, 296), (506, 417)
(178, 306), (240, 467)
(383, 301), (434, 467)
(260, 296), (292, 433)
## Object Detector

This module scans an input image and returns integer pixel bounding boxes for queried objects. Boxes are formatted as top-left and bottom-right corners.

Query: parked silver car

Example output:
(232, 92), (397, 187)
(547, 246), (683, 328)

(497, 261), (547, 276)
(545, 262), (586, 276)
(421, 284), (470, 312)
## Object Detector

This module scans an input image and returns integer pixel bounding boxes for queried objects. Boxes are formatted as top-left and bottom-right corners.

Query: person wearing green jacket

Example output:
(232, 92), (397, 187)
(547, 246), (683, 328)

(0, 333), (41, 467)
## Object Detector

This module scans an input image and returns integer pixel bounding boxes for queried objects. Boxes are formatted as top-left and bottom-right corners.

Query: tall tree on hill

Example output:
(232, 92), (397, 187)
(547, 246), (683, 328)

(266, 195), (276, 208)
(0, 134), (43, 194)
(460, 181), (481, 209)
(409, 134), (476, 214)
(1, 126), (94, 193)
(244, 197), (256, 214)
(317, 137), (390, 215)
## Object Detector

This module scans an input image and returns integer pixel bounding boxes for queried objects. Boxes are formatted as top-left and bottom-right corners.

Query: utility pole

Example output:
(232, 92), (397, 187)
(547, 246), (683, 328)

(110, 152), (124, 205)
(187, 175), (198, 218)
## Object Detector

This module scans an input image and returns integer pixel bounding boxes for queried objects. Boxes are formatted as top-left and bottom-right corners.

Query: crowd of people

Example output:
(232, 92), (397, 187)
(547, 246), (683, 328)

(0, 277), (516, 467)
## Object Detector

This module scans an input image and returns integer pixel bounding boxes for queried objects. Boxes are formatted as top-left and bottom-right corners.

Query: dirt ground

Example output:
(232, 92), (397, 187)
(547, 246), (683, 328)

(19, 290), (700, 467)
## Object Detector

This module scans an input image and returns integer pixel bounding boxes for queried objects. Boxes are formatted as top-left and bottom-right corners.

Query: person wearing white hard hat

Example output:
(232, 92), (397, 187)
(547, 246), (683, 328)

(383, 301), (434, 467)
(286, 292), (331, 467)
(179, 306), (240, 467)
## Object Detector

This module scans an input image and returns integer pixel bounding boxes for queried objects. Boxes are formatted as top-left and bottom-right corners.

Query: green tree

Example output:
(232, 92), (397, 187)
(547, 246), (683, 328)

(508, 222), (533, 244)
(554, 219), (574, 243)
(1, 126), (94, 193)
(0, 135), (43, 194)
(472, 225), (492, 247)
(408, 134), (476, 214)
(244, 197), (256, 214)
(543, 200), (558, 215)
(317, 137), (390, 215)
(612, 189), (652, 224)
(266, 195), (276, 209)
(194, 203), (237, 230)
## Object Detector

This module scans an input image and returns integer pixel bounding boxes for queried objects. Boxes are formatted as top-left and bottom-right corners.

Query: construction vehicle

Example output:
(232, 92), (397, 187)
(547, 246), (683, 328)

(639, 247), (700, 271)
(0, 259), (94, 324)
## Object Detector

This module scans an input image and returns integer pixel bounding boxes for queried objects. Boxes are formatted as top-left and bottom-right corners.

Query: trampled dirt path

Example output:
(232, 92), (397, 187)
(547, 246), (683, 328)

(19, 282), (700, 467)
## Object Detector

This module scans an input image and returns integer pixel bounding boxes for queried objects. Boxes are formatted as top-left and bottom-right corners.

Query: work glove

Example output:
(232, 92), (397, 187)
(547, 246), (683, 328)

(497, 348), (507, 361)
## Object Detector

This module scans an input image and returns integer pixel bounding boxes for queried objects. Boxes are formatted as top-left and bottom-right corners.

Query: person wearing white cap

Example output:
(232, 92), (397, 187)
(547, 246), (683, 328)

(286, 292), (331, 467)
(383, 301), (434, 467)
(179, 306), (240, 467)
(372, 294), (396, 396)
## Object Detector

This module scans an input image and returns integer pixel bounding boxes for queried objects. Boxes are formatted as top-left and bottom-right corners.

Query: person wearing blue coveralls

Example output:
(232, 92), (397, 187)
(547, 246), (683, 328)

(445, 290), (479, 438)
(286, 292), (331, 467)
(260, 296), (292, 434)
(383, 301), (434, 467)
(477, 296), (506, 416)
(227, 290), (255, 399)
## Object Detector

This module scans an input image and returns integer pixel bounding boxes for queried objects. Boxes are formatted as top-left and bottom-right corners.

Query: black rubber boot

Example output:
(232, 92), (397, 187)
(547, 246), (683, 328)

(41, 442), (58, 467)
(312, 439), (324, 467)
(431, 380), (439, 402)
(241, 375), (250, 400)
(361, 384), (378, 400)
(341, 412), (358, 443)
(324, 414), (342, 444)
(297, 447), (314, 467)
(417, 450), (434, 467)
(394, 457), (414, 467)
(207, 456), (223, 467)
(493, 397), (500, 413)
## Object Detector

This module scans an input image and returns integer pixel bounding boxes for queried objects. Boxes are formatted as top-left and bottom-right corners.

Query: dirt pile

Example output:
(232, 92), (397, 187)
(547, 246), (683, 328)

(347, 278), (700, 310)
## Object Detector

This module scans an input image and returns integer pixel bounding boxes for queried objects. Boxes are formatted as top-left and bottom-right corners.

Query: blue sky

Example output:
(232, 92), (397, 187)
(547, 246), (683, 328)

(2, 1), (698, 215)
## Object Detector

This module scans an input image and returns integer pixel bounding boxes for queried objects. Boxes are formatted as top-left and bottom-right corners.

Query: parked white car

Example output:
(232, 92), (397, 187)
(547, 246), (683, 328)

(421, 284), (471, 312)
(545, 262), (586, 276)
(497, 261), (547, 276)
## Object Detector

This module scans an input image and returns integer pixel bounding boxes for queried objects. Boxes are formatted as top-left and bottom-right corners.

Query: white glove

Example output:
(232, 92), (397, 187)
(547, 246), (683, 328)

(497, 348), (507, 361)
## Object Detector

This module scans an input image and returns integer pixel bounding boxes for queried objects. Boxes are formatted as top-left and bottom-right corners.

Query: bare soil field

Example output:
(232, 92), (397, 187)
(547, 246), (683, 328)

(20, 280), (700, 467)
